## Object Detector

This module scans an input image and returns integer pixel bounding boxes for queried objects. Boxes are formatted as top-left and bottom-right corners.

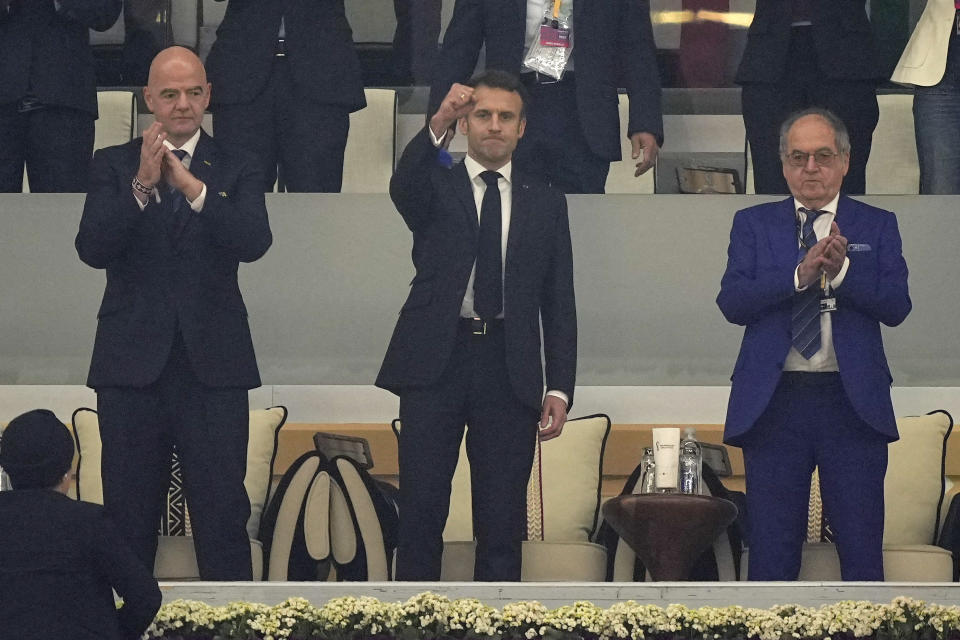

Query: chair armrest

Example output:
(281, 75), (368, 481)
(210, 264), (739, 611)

(936, 492), (960, 580)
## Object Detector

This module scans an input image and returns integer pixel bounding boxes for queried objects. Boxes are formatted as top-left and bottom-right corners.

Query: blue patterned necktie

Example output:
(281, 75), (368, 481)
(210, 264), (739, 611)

(474, 170), (503, 321)
(791, 207), (826, 359)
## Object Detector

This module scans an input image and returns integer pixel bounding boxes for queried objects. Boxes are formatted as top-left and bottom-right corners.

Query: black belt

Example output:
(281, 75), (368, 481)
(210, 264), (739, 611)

(520, 70), (574, 85)
(275, 39), (287, 57)
(458, 317), (504, 335)
(780, 371), (841, 387)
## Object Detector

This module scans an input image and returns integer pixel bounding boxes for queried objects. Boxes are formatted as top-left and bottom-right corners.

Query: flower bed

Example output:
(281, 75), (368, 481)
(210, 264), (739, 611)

(144, 593), (960, 640)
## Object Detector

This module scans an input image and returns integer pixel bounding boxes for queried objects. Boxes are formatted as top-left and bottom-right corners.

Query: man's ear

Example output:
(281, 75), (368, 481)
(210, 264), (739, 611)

(458, 116), (468, 136)
(143, 86), (154, 113)
(518, 116), (526, 139)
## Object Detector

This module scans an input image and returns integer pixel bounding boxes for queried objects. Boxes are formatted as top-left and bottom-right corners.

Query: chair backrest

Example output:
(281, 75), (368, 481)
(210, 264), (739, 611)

(866, 93), (919, 195)
(806, 410), (953, 546)
(341, 88), (398, 193)
(95, 91), (138, 152)
(604, 93), (656, 194)
(393, 414), (611, 544)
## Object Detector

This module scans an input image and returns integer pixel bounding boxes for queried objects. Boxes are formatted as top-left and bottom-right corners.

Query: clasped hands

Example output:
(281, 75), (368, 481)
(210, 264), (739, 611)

(797, 221), (847, 289)
(134, 122), (204, 203)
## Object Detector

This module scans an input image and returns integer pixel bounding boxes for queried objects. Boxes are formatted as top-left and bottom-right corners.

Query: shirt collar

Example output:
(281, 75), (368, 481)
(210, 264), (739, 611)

(794, 192), (840, 218)
(464, 154), (513, 186)
(163, 127), (202, 158)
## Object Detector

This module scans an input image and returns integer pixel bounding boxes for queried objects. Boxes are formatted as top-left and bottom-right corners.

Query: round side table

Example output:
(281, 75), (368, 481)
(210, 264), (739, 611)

(601, 493), (738, 581)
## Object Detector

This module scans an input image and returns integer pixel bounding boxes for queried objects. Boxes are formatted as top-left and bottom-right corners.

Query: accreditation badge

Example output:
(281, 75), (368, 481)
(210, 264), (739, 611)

(522, 0), (574, 80)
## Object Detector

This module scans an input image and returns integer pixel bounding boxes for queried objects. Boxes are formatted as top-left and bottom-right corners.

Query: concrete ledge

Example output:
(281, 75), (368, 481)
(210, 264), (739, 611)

(158, 581), (960, 609)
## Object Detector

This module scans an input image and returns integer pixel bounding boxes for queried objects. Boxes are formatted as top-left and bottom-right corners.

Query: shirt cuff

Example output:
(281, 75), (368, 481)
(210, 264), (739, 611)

(545, 389), (569, 407)
(134, 191), (150, 211)
(830, 256), (850, 288)
(428, 126), (448, 147)
(187, 183), (207, 212)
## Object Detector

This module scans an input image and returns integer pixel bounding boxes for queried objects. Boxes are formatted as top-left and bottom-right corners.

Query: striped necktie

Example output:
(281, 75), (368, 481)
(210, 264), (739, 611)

(791, 207), (826, 359)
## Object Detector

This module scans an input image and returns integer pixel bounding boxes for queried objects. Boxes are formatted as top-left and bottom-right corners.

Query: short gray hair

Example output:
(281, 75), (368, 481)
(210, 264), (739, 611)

(778, 108), (851, 157)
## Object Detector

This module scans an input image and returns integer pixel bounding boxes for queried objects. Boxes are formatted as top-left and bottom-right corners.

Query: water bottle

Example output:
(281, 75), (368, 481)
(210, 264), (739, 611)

(679, 428), (703, 495)
(638, 447), (657, 494)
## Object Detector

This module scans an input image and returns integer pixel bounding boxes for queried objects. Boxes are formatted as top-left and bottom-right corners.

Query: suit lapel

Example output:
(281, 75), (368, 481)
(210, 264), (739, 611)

(451, 160), (480, 235)
(835, 195), (862, 240)
(171, 130), (215, 247)
(772, 196), (799, 268)
(505, 172), (529, 280)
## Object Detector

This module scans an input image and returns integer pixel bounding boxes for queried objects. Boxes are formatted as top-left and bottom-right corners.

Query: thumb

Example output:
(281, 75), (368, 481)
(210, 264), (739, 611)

(631, 135), (643, 160)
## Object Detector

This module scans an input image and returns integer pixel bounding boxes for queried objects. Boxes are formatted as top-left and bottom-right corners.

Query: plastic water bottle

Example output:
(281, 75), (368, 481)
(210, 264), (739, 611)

(679, 428), (703, 495)
(639, 447), (657, 494)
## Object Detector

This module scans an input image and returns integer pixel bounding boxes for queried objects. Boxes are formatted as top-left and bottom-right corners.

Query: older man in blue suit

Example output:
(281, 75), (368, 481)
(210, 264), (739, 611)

(717, 108), (911, 581)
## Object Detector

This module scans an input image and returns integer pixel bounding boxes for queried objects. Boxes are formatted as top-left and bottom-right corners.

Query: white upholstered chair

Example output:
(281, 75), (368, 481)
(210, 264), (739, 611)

(341, 88), (398, 194)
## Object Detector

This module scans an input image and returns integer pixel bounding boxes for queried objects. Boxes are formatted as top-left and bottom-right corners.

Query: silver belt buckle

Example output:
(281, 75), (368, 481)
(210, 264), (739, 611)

(472, 318), (486, 335)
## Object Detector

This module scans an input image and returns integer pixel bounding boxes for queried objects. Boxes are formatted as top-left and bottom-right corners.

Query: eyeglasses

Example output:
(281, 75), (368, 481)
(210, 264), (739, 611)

(785, 150), (841, 167)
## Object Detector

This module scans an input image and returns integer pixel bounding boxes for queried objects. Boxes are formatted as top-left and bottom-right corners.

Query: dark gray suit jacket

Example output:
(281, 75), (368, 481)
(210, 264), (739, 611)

(75, 131), (272, 389)
(376, 128), (577, 411)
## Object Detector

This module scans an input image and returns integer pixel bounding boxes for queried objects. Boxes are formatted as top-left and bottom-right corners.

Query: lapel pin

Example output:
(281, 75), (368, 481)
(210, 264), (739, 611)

(219, 191), (228, 198)
(203, 160), (212, 166)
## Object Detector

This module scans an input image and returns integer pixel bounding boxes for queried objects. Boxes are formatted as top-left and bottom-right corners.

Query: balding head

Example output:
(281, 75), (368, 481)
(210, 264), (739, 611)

(143, 46), (210, 147)
(147, 46), (207, 87)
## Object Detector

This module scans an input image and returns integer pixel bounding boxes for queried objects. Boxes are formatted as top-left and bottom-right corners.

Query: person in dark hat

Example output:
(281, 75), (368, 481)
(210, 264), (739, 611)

(0, 409), (161, 640)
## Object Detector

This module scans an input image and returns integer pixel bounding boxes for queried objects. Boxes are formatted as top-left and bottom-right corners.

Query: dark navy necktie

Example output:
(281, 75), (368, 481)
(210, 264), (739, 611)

(791, 207), (826, 359)
(163, 149), (189, 236)
(474, 170), (503, 321)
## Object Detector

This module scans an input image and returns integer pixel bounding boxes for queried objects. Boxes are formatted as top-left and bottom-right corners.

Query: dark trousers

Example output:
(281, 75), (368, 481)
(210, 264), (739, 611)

(96, 333), (252, 580)
(212, 57), (350, 193)
(0, 103), (94, 192)
(740, 27), (879, 195)
(392, 0), (441, 84)
(396, 322), (539, 581)
(514, 75), (610, 194)
(740, 372), (888, 581)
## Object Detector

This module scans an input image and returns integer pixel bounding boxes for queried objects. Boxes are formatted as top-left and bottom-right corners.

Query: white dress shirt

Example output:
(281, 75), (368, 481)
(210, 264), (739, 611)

(134, 127), (207, 212)
(783, 193), (850, 372)
(459, 154), (512, 319)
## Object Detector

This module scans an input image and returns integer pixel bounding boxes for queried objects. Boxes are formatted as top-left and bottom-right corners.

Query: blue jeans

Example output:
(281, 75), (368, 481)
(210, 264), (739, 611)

(914, 17), (960, 194)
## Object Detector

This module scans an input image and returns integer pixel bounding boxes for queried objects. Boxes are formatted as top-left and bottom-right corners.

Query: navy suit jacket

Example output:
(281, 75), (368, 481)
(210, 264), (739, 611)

(376, 128), (577, 412)
(717, 196), (910, 445)
(0, 490), (160, 640)
(736, 0), (882, 83)
(205, 0), (365, 112)
(0, 0), (121, 116)
(75, 131), (272, 389)
(427, 0), (663, 161)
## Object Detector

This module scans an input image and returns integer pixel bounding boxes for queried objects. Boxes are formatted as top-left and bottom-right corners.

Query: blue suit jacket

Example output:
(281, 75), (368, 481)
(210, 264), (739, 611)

(717, 196), (911, 446)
